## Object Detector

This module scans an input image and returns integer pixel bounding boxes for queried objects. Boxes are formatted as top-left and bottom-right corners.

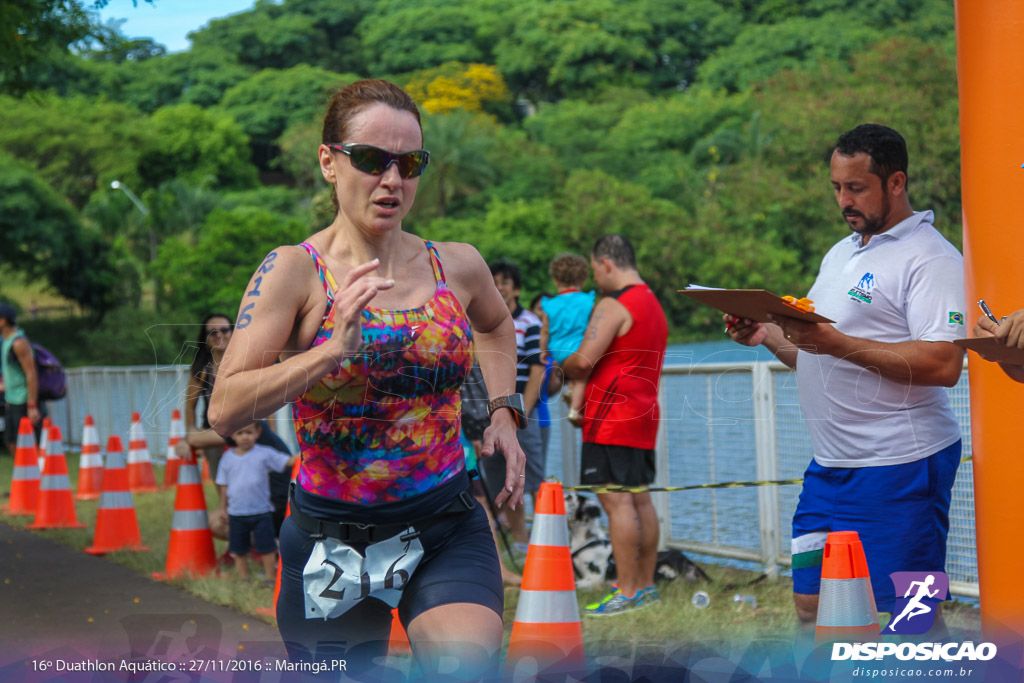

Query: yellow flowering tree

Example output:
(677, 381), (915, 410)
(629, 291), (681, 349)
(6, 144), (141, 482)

(405, 62), (509, 115)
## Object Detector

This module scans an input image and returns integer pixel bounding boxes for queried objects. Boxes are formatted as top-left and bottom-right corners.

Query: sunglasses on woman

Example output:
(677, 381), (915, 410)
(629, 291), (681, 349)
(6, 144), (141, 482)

(206, 327), (233, 340)
(327, 143), (430, 179)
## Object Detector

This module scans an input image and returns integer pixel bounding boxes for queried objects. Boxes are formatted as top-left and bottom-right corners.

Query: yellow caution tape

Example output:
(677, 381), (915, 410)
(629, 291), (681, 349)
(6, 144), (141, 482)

(565, 456), (973, 494)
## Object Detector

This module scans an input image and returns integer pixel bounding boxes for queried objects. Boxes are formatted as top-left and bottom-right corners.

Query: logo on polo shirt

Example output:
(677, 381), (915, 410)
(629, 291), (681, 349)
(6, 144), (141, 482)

(884, 571), (948, 635)
(848, 272), (875, 304)
(949, 312), (964, 325)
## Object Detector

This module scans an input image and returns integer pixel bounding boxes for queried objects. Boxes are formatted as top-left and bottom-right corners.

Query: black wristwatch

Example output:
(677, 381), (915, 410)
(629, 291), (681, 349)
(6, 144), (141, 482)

(487, 393), (527, 429)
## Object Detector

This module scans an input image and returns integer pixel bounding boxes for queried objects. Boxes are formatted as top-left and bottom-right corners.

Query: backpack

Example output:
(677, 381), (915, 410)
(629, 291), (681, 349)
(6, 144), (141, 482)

(7, 339), (67, 401)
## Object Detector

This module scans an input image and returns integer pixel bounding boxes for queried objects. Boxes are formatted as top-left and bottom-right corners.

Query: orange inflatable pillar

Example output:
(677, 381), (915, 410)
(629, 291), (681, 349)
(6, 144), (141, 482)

(956, 0), (1024, 649)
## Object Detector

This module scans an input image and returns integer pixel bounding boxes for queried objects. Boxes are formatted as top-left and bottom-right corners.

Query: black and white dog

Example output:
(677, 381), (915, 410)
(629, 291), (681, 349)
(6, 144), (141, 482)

(564, 489), (615, 589)
(564, 490), (711, 589)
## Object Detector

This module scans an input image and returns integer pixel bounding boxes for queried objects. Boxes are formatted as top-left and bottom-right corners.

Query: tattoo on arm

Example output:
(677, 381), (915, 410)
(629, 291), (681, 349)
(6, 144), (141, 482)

(585, 308), (605, 340)
(238, 252), (277, 327)
(236, 302), (256, 329)
(257, 251), (278, 275)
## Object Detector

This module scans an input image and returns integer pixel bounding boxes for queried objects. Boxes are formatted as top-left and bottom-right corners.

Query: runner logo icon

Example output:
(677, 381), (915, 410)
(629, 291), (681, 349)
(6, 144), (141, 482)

(885, 571), (948, 635)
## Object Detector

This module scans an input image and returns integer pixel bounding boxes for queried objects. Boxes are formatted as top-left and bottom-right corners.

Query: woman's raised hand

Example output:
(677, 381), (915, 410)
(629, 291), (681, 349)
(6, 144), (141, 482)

(322, 259), (395, 359)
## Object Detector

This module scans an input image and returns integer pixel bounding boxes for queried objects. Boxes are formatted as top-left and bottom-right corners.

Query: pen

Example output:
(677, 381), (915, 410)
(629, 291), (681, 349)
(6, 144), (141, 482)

(978, 300), (999, 325)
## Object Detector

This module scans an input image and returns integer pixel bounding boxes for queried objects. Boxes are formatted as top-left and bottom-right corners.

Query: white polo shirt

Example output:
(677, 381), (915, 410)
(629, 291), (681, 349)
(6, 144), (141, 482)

(796, 210), (964, 467)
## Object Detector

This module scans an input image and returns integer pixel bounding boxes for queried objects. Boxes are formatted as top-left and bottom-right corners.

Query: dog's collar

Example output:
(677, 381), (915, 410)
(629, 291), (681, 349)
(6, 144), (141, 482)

(571, 538), (611, 558)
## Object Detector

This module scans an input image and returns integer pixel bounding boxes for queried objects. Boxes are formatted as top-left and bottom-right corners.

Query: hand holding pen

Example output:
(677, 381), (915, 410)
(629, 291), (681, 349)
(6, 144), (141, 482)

(978, 300), (1000, 326)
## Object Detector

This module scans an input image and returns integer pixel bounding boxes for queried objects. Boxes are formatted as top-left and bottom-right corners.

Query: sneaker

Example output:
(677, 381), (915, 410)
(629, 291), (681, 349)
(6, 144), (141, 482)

(642, 585), (662, 605)
(583, 588), (647, 617)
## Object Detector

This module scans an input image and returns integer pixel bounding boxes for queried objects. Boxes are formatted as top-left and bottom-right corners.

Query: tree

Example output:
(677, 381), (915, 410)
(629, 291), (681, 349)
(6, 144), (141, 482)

(0, 155), (127, 314)
(627, 0), (744, 90)
(411, 111), (500, 220)
(218, 65), (361, 168)
(695, 15), (883, 92)
(404, 62), (509, 116)
(1, 0), (157, 96)
(188, 0), (375, 73)
(107, 47), (255, 112)
(1, 0), (94, 95)
(497, 0), (655, 101)
(138, 104), (258, 190)
(153, 206), (307, 319)
(0, 94), (151, 208)
(359, 1), (489, 75)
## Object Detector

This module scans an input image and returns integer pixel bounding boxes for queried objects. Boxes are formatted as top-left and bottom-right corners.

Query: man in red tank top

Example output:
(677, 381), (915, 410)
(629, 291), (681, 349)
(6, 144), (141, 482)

(563, 234), (668, 616)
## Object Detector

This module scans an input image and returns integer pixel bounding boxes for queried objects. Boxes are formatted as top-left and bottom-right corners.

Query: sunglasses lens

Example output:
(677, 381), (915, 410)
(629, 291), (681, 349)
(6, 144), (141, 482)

(398, 151), (429, 179)
(340, 144), (428, 178)
(347, 145), (390, 175)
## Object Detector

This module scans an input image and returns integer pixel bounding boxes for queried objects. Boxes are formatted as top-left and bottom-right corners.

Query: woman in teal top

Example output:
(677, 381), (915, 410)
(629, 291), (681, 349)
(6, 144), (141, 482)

(0, 302), (45, 448)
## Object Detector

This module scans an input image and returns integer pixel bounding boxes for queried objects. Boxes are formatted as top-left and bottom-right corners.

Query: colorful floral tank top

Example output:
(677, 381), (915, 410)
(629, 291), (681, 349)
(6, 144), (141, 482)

(294, 241), (474, 503)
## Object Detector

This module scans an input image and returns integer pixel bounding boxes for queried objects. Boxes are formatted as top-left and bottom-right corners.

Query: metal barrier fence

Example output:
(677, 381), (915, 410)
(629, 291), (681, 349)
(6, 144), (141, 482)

(48, 366), (298, 461)
(48, 361), (978, 597)
(544, 361), (978, 598)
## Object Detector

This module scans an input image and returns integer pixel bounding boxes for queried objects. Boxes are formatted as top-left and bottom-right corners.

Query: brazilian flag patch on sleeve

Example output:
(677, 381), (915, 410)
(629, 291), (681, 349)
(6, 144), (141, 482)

(949, 312), (964, 325)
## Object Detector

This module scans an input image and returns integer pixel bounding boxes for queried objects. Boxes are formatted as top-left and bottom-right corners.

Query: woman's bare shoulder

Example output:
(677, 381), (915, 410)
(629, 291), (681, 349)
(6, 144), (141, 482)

(428, 240), (487, 281)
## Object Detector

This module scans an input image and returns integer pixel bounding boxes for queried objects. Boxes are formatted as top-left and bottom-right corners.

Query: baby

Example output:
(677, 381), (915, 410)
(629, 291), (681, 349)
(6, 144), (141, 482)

(538, 253), (596, 425)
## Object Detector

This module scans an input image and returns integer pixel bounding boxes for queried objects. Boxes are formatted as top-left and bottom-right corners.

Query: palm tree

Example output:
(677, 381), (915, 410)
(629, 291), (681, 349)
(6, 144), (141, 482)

(419, 111), (498, 218)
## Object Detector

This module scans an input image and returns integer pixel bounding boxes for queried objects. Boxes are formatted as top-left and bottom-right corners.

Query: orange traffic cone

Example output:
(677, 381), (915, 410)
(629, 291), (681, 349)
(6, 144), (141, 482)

(200, 453), (213, 484)
(3, 417), (40, 516)
(152, 450), (217, 580)
(163, 409), (185, 488)
(127, 412), (158, 493)
(29, 426), (86, 529)
(84, 435), (149, 554)
(815, 530), (879, 645)
(506, 481), (585, 676)
(36, 416), (52, 473)
(388, 608), (412, 656)
(75, 415), (104, 500)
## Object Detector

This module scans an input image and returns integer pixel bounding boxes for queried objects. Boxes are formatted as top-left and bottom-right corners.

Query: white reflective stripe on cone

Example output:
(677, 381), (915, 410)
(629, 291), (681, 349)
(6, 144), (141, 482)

(127, 449), (148, 464)
(105, 451), (127, 469)
(513, 590), (580, 624)
(39, 474), (72, 491)
(80, 454), (103, 468)
(178, 465), (202, 485)
(530, 513), (570, 547)
(12, 465), (40, 480)
(98, 491), (134, 509)
(817, 577), (877, 627)
(171, 509), (209, 531)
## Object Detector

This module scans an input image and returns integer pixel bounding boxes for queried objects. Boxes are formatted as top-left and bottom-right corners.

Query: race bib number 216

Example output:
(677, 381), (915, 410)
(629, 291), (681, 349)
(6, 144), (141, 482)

(303, 529), (424, 620)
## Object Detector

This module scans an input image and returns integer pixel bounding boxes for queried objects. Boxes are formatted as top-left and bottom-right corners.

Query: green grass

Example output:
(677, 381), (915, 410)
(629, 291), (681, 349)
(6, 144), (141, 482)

(0, 454), (983, 652)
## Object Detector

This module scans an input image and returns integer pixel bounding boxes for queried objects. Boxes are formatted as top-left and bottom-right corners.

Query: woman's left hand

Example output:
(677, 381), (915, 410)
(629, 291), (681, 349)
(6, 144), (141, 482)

(477, 410), (526, 509)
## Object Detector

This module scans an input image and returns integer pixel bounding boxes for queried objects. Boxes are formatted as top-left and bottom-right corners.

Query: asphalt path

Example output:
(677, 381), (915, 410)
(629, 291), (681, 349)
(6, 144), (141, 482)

(0, 520), (291, 682)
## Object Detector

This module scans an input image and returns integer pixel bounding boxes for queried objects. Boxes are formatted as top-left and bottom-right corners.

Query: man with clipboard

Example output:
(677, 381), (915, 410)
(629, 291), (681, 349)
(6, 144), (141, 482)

(726, 124), (966, 634)
(972, 305), (1024, 382)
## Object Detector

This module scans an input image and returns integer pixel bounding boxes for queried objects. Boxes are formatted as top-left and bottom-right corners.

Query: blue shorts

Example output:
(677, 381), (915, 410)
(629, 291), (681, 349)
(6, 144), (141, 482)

(228, 512), (277, 556)
(276, 496), (502, 667)
(791, 440), (961, 613)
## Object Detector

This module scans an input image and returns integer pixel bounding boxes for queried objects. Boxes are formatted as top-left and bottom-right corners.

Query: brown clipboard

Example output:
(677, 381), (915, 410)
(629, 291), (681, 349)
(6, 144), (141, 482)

(954, 337), (1024, 365)
(679, 288), (834, 324)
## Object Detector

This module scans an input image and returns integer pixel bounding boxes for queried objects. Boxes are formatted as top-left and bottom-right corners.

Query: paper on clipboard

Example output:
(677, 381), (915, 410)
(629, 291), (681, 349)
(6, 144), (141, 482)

(954, 337), (1024, 365)
(680, 284), (834, 323)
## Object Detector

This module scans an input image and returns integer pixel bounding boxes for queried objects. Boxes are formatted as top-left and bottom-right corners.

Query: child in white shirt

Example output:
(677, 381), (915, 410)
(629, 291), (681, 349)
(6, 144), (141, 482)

(215, 422), (297, 581)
